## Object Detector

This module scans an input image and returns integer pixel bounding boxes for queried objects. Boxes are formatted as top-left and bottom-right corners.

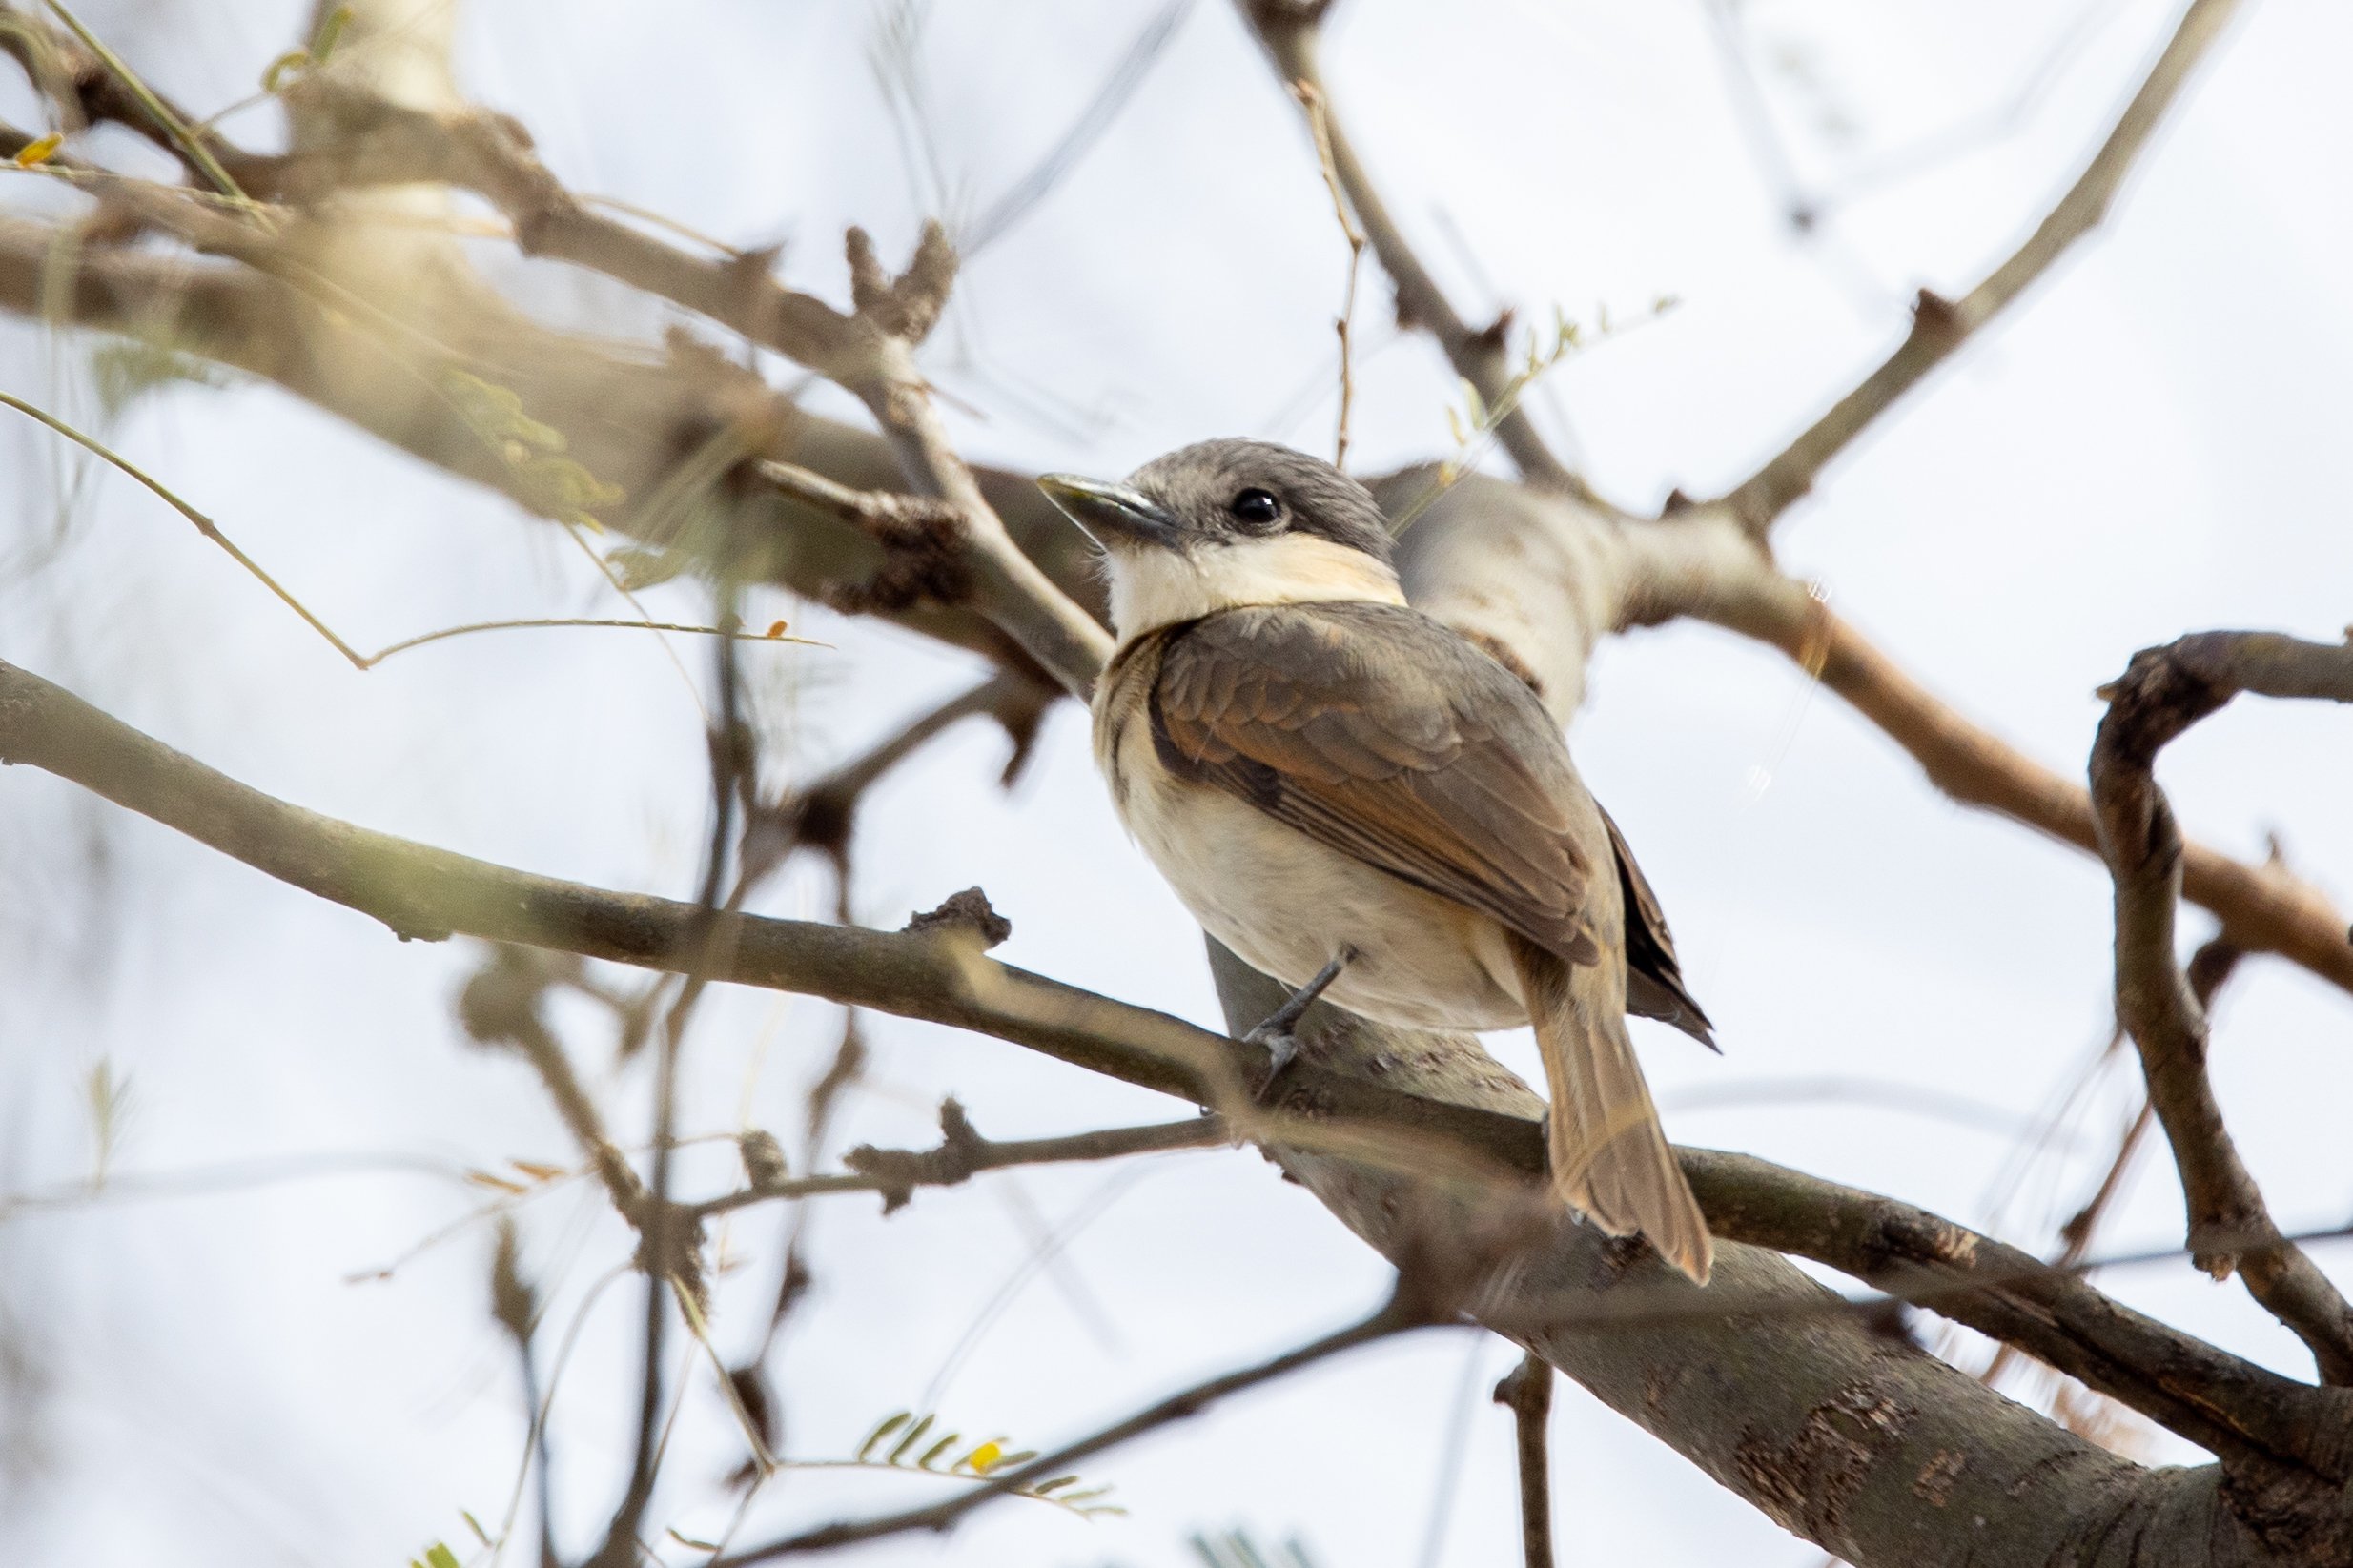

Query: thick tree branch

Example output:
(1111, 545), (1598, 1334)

(4, 654), (2346, 1559)
(2091, 631), (2353, 1384)
(1208, 949), (2353, 1566)
(231, 85), (1112, 692)
(1716, 0), (2249, 535)
(1678, 1149), (2344, 1474)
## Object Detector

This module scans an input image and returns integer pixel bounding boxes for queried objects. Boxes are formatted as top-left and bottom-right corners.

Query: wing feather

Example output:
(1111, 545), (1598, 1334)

(1152, 603), (1602, 966)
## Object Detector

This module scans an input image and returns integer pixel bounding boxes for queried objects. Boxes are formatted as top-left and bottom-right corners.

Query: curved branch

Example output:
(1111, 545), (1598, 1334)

(2091, 631), (2353, 1383)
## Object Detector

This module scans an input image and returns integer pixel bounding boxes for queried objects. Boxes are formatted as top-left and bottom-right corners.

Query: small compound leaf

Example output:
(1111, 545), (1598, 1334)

(855, 1411), (910, 1462)
(886, 1413), (934, 1465)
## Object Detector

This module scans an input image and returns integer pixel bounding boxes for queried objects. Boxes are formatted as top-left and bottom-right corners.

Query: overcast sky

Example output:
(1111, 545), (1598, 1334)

(3, 1), (2350, 1564)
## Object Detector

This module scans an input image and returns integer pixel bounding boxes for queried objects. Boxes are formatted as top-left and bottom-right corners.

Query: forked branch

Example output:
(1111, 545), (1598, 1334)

(2090, 630), (2353, 1384)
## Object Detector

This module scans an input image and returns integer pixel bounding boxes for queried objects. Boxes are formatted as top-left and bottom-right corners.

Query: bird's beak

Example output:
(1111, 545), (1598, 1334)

(1036, 474), (1181, 550)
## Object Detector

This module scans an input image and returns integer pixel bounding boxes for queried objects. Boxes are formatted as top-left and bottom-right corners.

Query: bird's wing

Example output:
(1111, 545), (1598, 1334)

(1151, 601), (1601, 966)
(1600, 804), (1717, 1049)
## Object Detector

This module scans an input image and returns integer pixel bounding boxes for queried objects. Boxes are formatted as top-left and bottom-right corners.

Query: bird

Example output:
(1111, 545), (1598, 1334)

(1038, 438), (1716, 1283)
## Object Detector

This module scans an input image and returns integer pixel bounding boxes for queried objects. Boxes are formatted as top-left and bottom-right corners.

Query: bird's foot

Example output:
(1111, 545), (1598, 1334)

(1242, 949), (1351, 1100)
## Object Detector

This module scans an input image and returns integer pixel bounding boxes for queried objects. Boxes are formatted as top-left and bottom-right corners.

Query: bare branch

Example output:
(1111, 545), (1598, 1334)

(1385, 473), (2353, 998)
(1291, 80), (1365, 472)
(692, 1104), (1228, 1218)
(219, 88), (1112, 692)
(1718, 0), (2249, 535)
(1678, 1148), (2339, 1471)
(7, 654), (2345, 1556)
(1492, 1352), (1554, 1568)
(1240, 1), (1593, 502)
(2091, 630), (2353, 1383)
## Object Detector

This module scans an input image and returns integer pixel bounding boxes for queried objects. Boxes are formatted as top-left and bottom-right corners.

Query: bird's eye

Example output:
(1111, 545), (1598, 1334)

(1228, 488), (1281, 528)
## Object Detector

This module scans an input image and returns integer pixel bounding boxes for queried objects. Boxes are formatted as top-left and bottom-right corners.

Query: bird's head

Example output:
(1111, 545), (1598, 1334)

(1038, 438), (1402, 641)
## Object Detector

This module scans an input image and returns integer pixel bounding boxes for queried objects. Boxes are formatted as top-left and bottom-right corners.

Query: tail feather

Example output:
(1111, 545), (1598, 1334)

(1511, 937), (1712, 1285)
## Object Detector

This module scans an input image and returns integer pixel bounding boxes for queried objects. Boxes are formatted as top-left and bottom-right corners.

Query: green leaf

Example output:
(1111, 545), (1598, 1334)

(886, 1413), (934, 1466)
(915, 1432), (958, 1470)
(423, 1544), (461, 1568)
(855, 1411), (910, 1462)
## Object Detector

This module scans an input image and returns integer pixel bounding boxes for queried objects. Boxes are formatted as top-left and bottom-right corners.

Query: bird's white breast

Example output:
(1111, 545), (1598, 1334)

(1092, 651), (1527, 1032)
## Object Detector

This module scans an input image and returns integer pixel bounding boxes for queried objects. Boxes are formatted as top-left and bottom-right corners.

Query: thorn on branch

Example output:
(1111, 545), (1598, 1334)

(902, 887), (1012, 948)
(1471, 309), (1515, 355)
(1910, 287), (1964, 345)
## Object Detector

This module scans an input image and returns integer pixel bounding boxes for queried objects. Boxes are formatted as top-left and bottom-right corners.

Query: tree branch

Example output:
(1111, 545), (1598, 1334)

(1493, 1352), (1555, 1568)
(2090, 630), (2353, 1384)
(692, 1102), (1230, 1218)
(1238, 0), (1592, 502)
(5, 653), (2346, 1559)
(1716, 0), (2249, 535)
(1382, 472), (2353, 998)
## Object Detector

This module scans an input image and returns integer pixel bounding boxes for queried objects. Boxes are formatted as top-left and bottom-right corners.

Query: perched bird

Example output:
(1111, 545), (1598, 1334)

(1040, 439), (1716, 1283)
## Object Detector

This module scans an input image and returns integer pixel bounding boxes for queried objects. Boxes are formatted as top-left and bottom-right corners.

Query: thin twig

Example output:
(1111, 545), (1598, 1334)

(2090, 629), (2353, 1384)
(1980, 935), (2242, 1391)
(38, 0), (252, 203)
(360, 617), (823, 666)
(710, 1286), (1432, 1562)
(1291, 80), (1364, 472)
(1716, 0), (2249, 534)
(594, 596), (755, 1566)
(1, 387), (368, 666)
(0, 391), (809, 675)
(1242, 4), (1591, 501)
(1493, 1352), (1555, 1568)
(694, 1104), (1229, 1218)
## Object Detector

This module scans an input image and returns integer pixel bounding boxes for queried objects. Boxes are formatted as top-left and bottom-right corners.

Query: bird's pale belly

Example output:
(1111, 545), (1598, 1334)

(1122, 771), (1530, 1032)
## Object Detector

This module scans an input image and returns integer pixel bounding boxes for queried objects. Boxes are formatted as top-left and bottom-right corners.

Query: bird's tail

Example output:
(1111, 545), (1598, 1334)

(1510, 936), (1712, 1284)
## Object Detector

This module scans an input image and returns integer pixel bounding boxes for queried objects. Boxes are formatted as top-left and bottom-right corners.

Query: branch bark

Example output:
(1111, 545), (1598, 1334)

(6, 655), (2348, 1561)
(1494, 1352), (1556, 1568)
(2090, 631), (2353, 1384)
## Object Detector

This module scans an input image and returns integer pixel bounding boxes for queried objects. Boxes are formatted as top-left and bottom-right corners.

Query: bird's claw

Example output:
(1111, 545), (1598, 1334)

(1240, 949), (1351, 1102)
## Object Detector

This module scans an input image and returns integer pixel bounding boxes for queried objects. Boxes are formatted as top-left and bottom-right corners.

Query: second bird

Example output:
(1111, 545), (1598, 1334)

(1041, 438), (1717, 1284)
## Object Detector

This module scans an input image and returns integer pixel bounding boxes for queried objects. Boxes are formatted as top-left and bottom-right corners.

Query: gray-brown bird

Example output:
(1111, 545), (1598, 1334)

(1040, 438), (1716, 1282)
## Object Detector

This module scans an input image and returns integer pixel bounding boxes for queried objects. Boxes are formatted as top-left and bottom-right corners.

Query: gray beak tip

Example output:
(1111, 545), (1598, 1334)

(1035, 474), (1180, 549)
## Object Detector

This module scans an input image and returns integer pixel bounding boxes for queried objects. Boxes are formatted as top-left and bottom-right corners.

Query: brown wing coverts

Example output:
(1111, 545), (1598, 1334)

(1151, 602), (1602, 967)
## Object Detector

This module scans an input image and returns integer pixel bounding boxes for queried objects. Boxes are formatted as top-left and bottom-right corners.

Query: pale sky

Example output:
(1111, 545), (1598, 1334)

(2, 1), (2349, 1564)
